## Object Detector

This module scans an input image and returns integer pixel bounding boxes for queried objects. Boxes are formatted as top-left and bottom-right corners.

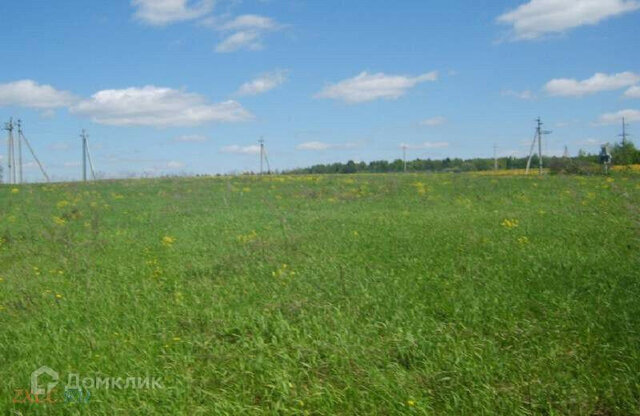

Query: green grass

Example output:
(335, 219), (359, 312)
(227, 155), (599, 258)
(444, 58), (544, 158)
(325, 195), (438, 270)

(1, 172), (639, 415)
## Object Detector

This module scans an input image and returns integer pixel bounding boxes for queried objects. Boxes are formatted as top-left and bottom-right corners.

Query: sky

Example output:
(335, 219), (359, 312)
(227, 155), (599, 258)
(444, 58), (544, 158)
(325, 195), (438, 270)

(0, 0), (639, 181)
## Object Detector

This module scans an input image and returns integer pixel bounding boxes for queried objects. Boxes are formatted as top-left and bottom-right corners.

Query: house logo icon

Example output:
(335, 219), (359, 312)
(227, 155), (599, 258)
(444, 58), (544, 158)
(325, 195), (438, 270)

(31, 366), (59, 395)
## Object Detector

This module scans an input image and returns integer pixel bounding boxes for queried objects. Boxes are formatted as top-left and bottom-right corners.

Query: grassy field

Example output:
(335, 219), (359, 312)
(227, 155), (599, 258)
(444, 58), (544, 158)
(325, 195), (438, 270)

(1, 172), (639, 415)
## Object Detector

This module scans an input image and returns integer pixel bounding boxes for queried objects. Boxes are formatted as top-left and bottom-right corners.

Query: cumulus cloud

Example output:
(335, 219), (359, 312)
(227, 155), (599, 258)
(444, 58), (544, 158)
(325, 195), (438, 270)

(0, 79), (77, 109)
(296, 141), (361, 151)
(625, 85), (640, 98)
(173, 134), (208, 142)
(596, 109), (640, 125)
(202, 14), (284, 53)
(420, 116), (447, 126)
(70, 86), (253, 127)
(220, 144), (261, 154)
(132, 0), (214, 25)
(545, 72), (640, 97)
(501, 89), (535, 100)
(316, 71), (438, 104)
(497, 0), (640, 40)
(401, 141), (449, 150)
(236, 70), (288, 96)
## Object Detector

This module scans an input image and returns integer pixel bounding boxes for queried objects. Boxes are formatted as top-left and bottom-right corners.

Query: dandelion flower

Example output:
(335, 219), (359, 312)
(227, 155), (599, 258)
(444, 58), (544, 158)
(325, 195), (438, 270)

(162, 236), (175, 247)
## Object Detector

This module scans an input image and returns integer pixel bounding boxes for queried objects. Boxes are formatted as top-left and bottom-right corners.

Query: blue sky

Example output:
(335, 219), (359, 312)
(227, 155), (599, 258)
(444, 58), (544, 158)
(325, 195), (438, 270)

(0, 0), (639, 181)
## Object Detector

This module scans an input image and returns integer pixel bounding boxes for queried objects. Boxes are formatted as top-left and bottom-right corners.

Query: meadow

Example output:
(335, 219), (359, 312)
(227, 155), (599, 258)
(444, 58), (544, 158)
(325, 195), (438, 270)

(1, 172), (639, 415)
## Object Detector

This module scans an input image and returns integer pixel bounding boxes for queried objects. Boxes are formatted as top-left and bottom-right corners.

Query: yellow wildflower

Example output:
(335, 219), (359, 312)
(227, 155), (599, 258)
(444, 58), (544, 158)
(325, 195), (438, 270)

(162, 236), (175, 247)
(501, 218), (519, 229)
(407, 400), (416, 406)
(53, 216), (66, 226)
(55, 294), (63, 299)
(10, 188), (19, 194)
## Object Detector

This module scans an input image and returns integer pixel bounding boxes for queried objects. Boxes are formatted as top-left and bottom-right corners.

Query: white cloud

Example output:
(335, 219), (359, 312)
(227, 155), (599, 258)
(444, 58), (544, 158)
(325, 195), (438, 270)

(71, 86), (253, 127)
(596, 109), (640, 125)
(497, 0), (640, 40)
(545, 72), (640, 97)
(173, 134), (208, 142)
(203, 14), (284, 53)
(624, 85), (640, 98)
(420, 116), (447, 126)
(401, 141), (449, 150)
(296, 141), (360, 151)
(132, 0), (214, 25)
(216, 31), (263, 52)
(501, 89), (535, 100)
(167, 160), (185, 169)
(316, 71), (438, 104)
(220, 144), (261, 154)
(0, 79), (76, 109)
(216, 14), (281, 32)
(236, 70), (288, 96)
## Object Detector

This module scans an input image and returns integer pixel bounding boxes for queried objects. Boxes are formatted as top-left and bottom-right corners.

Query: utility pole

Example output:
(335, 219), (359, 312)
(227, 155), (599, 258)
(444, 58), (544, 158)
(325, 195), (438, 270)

(17, 119), (23, 184)
(526, 117), (552, 175)
(402, 144), (407, 172)
(258, 137), (264, 175)
(4, 118), (14, 184)
(81, 129), (88, 181)
(537, 117), (543, 174)
(493, 144), (498, 171)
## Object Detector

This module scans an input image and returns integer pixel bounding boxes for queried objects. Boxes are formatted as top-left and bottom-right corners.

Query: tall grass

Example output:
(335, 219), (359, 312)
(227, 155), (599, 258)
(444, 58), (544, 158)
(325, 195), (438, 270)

(1, 172), (639, 414)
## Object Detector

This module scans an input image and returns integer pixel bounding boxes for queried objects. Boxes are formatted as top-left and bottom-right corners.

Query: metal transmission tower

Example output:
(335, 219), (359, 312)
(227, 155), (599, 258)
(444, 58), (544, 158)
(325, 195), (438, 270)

(525, 117), (552, 175)
(493, 144), (498, 171)
(563, 145), (569, 158)
(80, 129), (96, 181)
(16, 120), (50, 182)
(619, 117), (630, 144)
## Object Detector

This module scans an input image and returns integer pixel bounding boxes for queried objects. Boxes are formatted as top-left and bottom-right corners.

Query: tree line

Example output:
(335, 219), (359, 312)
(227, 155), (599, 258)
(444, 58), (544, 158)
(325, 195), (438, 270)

(285, 140), (640, 175)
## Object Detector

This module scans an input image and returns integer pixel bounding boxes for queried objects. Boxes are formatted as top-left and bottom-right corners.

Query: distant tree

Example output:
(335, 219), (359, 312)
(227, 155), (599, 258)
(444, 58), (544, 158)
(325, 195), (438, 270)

(343, 160), (357, 174)
(611, 140), (639, 165)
